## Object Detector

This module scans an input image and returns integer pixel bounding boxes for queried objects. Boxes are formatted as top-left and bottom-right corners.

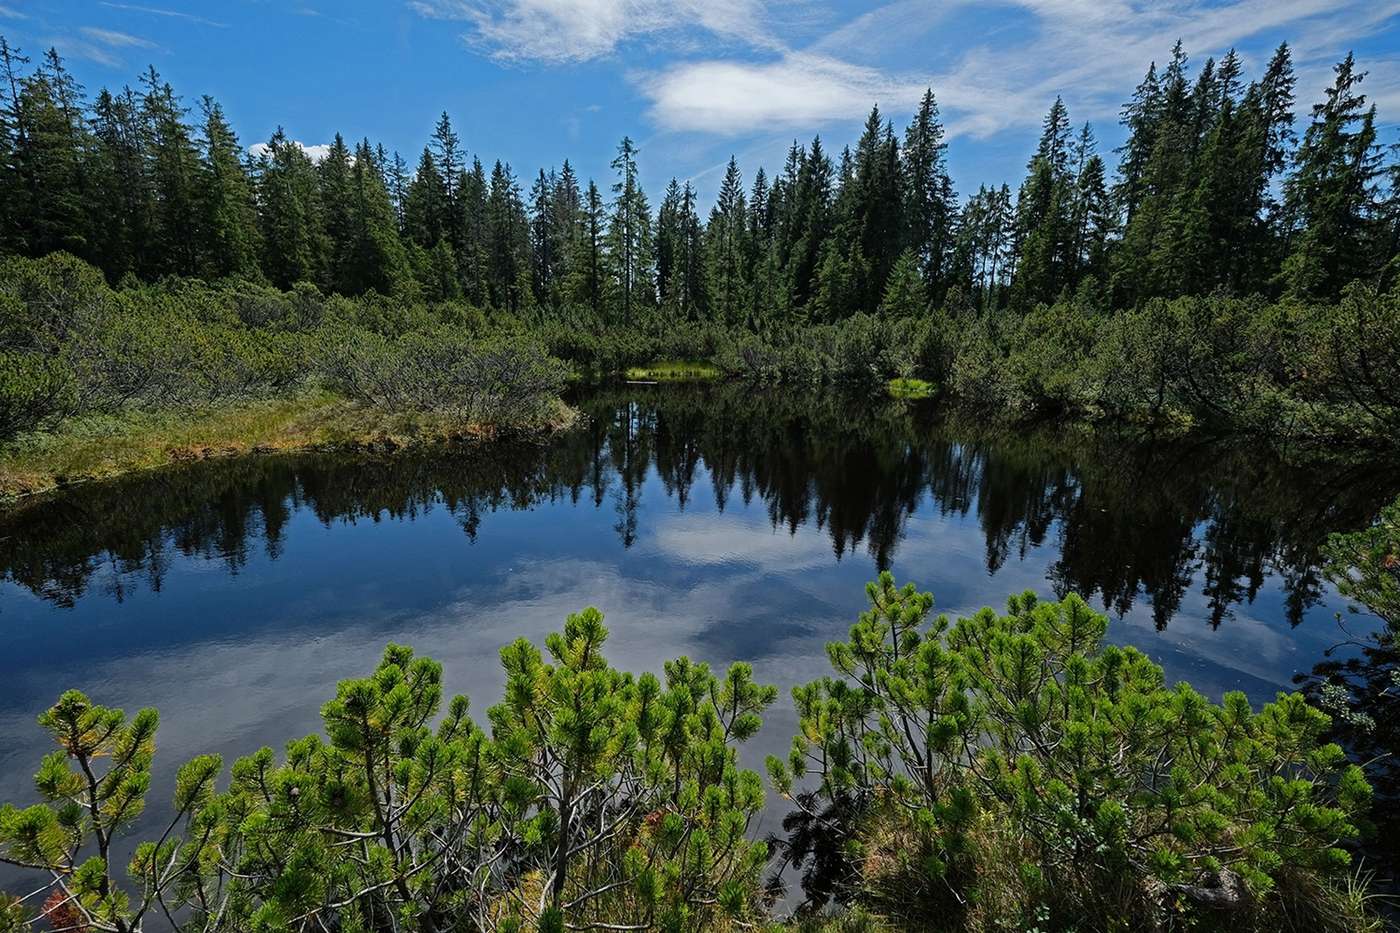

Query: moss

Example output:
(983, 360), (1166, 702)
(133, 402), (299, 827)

(0, 390), (577, 503)
(888, 377), (937, 400)
(624, 361), (722, 382)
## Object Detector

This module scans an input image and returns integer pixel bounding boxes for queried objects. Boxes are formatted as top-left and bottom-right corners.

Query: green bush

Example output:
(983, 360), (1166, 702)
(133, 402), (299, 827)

(0, 352), (75, 440)
(326, 326), (567, 426)
(0, 611), (776, 932)
(768, 573), (1374, 931)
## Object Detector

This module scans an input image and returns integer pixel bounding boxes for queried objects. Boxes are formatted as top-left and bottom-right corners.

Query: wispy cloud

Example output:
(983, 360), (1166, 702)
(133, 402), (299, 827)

(0, 4), (27, 20)
(410, 0), (774, 64)
(79, 26), (157, 48)
(99, 1), (229, 28)
(411, 0), (1400, 145)
(638, 0), (1400, 140)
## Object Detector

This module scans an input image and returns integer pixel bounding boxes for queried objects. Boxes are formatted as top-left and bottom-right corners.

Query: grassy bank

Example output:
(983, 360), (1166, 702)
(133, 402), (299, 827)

(887, 376), (936, 399)
(623, 360), (722, 382)
(0, 390), (576, 502)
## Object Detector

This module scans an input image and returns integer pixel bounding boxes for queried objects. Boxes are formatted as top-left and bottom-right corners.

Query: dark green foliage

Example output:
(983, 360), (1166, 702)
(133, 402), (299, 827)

(769, 573), (1374, 931)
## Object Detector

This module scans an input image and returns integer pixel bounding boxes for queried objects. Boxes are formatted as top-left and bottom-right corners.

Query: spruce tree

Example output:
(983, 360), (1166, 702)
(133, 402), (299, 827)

(655, 178), (684, 316)
(550, 160), (582, 303)
(1281, 53), (1381, 301)
(902, 89), (956, 298)
(747, 167), (777, 328)
(12, 50), (92, 260)
(402, 146), (447, 249)
(0, 37), (26, 256)
(570, 179), (607, 315)
(486, 160), (529, 311)
(140, 66), (201, 276)
(256, 127), (328, 288)
(605, 137), (653, 325)
(879, 248), (928, 318)
(529, 167), (560, 306)
(1012, 99), (1076, 306)
(458, 157), (490, 306)
(319, 133), (354, 291)
(197, 97), (260, 279)
(343, 139), (411, 296)
(706, 157), (750, 326)
(87, 87), (150, 278)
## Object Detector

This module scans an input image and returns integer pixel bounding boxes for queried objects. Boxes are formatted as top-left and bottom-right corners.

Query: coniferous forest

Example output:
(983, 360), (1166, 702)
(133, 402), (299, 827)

(4, 29), (1400, 933)
(1, 36), (1398, 476)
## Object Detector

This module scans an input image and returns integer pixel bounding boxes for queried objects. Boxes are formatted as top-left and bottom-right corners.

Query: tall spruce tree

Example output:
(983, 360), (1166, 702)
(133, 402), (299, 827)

(402, 146), (447, 249)
(1281, 53), (1382, 301)
(902, 89), (956, 299)
(486, 160), (530, 311)
(571, 179), (607, 315)
(256, 128), (327, 288)
(13, 49), (91, 260)
(197, 97), (260, 279)
(87, 87), (150, 278)
(605, 137), (653, 325)
(140, 66), (201, 276)
(342, 139), (411, 296)
(706, 157), (750, 326)
(1012, 98), (1076, 307)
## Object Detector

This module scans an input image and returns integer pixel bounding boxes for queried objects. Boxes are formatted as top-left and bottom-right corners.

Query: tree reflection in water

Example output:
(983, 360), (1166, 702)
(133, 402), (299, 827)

(3, 384), (1396, 629)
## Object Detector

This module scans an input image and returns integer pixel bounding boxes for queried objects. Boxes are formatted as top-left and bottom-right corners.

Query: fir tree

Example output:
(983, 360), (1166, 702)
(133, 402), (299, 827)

(343, 139), (411, 296)
(197, 97), (260, 279)
(902, 89), (956, 298)
(1281, 53), (1381, 301)
(140, 66), (201, 276)
(256, 128), (327, 288)
(706, 157), (750, 326)
(605, 137), (653, 325)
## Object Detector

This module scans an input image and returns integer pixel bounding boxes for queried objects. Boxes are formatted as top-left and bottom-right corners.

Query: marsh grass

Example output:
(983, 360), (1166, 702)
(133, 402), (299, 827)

(624, 360), (723, 382)
(887, 377), (937, 400)
(0, 391), (576, 502)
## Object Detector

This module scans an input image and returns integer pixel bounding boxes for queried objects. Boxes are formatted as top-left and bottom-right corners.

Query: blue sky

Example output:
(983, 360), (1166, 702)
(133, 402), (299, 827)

(2, 0), (1399, 206)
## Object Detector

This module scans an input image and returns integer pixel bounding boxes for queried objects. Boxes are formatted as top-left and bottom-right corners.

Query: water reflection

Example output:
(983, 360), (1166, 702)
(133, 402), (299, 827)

(2, 383), (1398, 904)
(3, 385), (1394, 628)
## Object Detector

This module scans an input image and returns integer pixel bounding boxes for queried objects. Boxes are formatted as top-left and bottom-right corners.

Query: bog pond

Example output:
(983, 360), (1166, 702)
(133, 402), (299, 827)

(2, 384), (1396, 873)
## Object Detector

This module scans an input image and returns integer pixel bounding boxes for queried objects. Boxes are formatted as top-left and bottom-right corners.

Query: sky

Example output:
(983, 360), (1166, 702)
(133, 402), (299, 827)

(2, 0), (1399, 206)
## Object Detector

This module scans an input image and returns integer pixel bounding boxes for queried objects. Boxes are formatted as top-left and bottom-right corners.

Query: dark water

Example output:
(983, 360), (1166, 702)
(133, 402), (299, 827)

(1, 385), (1397, 887)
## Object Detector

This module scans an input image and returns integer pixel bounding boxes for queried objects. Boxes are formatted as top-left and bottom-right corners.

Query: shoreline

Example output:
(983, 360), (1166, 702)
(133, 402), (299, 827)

(0, 391), (579, 505)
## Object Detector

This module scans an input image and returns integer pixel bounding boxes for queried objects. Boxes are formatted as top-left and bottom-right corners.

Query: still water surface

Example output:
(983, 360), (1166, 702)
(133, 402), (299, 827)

(1, 385), (1395, 862)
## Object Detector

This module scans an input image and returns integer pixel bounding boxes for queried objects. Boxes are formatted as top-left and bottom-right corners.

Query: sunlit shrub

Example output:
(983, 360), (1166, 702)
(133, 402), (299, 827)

(769, 573), (1374, 931)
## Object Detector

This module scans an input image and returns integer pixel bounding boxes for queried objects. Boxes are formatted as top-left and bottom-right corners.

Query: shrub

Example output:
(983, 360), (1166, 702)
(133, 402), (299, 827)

(768, 573), (1374, 931)
(326, 326), (567, 426)
(0, 352), (75, 440)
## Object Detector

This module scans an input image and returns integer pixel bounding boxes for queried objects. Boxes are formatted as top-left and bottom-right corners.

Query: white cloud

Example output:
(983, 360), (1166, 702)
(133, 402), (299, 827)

(410, 0), (773, 63)
(0, 4), (27, 20)
(248, 139), (334, 163)
(644, 52), (927, 135)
